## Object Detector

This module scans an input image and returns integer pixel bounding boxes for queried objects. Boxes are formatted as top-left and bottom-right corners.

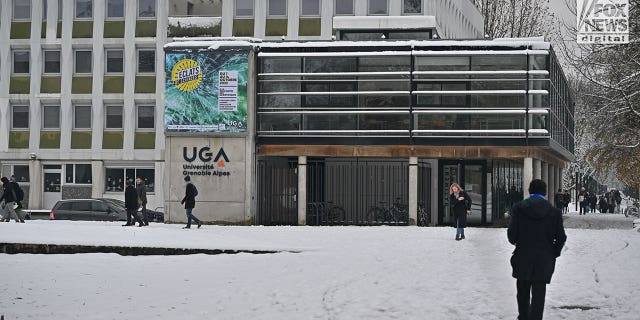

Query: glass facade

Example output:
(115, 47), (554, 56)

(257, 44), (574, 154)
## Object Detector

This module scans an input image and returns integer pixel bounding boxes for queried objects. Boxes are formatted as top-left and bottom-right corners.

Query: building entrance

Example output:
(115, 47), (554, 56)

(439, 161), (487, 225)
(43, 165), (62, 209)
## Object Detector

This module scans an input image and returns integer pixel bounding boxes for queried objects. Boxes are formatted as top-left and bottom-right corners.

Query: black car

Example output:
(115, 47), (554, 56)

(50, 198), (164, 222)
(50, 199), (127, 221)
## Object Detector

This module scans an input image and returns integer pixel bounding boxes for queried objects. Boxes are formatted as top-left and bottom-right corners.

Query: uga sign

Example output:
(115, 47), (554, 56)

(183, 147), (230, 165)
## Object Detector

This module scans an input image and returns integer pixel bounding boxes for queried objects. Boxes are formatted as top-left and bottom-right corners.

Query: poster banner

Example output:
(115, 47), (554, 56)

(165, 51), (248, 132)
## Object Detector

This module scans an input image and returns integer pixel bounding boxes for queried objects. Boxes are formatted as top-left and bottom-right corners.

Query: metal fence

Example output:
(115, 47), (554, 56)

(256, 158), (298, 225)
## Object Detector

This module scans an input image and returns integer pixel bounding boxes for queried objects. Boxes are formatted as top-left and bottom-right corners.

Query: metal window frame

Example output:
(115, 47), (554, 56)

(136, 105), (155, 130)
(104, 105), (124, 130)
(105, 48), (125, 74)
(74, 49), (93, 74)
(11, 105), (30, 130)
(12, 0), (31, 20)
(136, 48), (156, 74)
(73, 105), (92, 130)
(74, 0), (94, 19)
(42, 105), (61, 130)
(105, 0), (125, 19)
(12, 50), (31, 75)
(137, 0), (156, 18)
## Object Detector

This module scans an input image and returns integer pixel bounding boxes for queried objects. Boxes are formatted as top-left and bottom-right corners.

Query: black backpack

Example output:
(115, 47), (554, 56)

(13, 183), (24, 202)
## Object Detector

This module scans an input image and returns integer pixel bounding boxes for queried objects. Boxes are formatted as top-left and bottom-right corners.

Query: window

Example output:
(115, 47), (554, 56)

(13, 51), (30, 74)
(235, 0), (253, 16)
(12, 106), (29, 129)
(268, 0), (286, 16)
(2, 165), (30, 183)
(137, 106), (155, 129)
(75, 50), (92, 73)
(105, 49), (124, 73)
(368, 0), (388, 15)
(105, 106), (123, 129)
(106, 0), (124, 18)
(43, 106), (61, 129)
(301, 0), (320, 16)
(137, 49), (155, 73)
(44, 50), (61, 74)
(138, 0), (156, 18)
(106, 168), (155, 192)
(403, 0), (422, 14)
(74, 105), (92, 129)
(75, 0), (92, 18)
(335, 0), (353, 15)
(13, 0), (31, 19)
(65, 164), (92, 184)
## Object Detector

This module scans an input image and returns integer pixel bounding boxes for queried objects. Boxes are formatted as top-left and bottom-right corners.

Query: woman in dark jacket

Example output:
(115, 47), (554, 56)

(508, 179), (566, 320)
(449, 183), (471, 241)
(124, 179), (144, 227)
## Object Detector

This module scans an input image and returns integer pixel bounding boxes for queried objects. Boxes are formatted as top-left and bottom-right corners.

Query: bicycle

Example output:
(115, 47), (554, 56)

(307, 201), (345, 225)
(417, 202), (431, 227)
(624, 198), (639, 218)
(367, 198), (409, 225)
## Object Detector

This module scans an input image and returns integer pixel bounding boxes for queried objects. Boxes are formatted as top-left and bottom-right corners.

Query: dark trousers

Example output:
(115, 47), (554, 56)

(126, 209), (144, 225)
(185, 208), (201, 227)
(516, 279), (546, 320)
(141, 204), (149, 224)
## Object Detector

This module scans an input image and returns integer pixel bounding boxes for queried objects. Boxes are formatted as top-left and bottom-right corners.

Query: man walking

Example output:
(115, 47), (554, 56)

(135, 176), (149, 225)
(0, 177), (24, 223)
(123, 179), (144, 227)
(180, 175), (202, 229)
(508, 179), (567, 320)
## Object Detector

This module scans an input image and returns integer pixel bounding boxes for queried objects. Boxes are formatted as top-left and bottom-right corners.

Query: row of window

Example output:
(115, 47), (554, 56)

(236, 0), (424, 17)
(10, 105), (155, 130)
(2, 164), (155, 192)
(10, 49), (155, 75)
(10, 0), (156, 20)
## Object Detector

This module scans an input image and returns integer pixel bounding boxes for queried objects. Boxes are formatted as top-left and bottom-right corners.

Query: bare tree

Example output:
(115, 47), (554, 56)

(554, 0), (640, 192)
(473, 0), (553, 38)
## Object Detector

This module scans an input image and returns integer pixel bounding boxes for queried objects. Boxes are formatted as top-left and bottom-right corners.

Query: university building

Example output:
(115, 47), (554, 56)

(0, 0), (574, 226)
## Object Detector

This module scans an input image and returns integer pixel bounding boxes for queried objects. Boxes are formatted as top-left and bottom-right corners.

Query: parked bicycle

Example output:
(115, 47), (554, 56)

(307, 201), (345, 225)
(624, 198), (639, 218)
(367, 198), (409, 225)
(417, 202), (431, 227)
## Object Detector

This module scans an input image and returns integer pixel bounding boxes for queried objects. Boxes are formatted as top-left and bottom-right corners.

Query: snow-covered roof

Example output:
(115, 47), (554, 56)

(164, 37), (551, 51)
(168, 16), (222, 28)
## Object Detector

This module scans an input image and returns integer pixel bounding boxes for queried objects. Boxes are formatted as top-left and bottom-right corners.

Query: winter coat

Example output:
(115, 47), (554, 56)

(124, 185), (139, 210)
(563, 192), (570, 207)
(450, 191), (471, 228)
(589, 194), (598, 207)
(181, 183), (197, 209)
(508, 197), (567, 284)
(607, 193), (616, 208)
(136, 182), (147, 206)
(554, 193), (564, 208)
(0, 177), (16, 203)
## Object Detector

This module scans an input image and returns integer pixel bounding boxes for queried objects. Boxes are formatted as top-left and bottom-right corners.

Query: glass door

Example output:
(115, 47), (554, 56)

(43, 165), (62, 209)
(440, 161), (487, 225)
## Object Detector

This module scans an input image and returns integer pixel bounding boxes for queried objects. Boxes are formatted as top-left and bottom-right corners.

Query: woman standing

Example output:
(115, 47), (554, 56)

(450, 183), (472, 241)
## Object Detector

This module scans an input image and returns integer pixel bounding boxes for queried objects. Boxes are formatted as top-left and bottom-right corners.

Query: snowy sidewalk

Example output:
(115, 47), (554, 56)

(1, 221), (639, 319)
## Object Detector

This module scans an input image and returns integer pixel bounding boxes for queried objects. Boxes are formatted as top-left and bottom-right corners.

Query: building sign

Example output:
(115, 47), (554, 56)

(182, 146), (231, 177)
(165, 51), (248, 132)
(577, 0), (629, 44)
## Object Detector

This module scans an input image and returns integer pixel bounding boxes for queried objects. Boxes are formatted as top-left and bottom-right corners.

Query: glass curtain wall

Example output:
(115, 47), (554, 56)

(490, 160), (524, 223)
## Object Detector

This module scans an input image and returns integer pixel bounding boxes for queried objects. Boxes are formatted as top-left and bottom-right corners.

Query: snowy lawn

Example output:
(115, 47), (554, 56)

(1, 216), (638, 320)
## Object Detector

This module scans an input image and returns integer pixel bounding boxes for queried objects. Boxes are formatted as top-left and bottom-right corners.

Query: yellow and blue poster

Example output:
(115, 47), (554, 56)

(165, 51), (248, 132)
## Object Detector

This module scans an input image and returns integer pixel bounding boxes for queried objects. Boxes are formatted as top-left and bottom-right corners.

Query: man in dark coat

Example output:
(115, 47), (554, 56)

(135, 176), (149, 225)
(0, 177), (24, 223)
(180, 175), (202, 229)
(508, 179), (567, 320)
(124, 179), (144, 227)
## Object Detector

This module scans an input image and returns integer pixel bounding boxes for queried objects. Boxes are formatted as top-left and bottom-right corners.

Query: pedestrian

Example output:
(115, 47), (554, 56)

(598, 194), (608, 213)
(135, 176), (149, 225)
(449, 183), (471, 241)
(589, 193), (597, 214)
(180, 175), (202, 229)
(508, 179), (567, 320)
(562, 190), (570, 214)
(0, 177), (24, 223)
(578, 187), (587, 215)
(614, 189), (622, 214)
(554, 189), (564, 211)
(607, 191), (616, 214)
(123, 179), (144, 227)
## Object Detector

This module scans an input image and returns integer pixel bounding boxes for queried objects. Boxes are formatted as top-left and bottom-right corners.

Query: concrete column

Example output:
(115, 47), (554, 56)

(533, 158), (541, 180)
(0, 0), (10, 152)
(523, 157), (533, 198)
(288, 0), (300, 39)
(122, 0), (136, 159)
(408, 157), (418, 225)
(220, 0), (234, 36)
(557, 166), (563, 192)
(541, 162), (549, 195)
(29, 160), (43, 209)
(91, 160), (105, 198)
(425, 158), (438, 226)
(297, 156), (307, 225)
(320, 0), (334, 39)
(253, 0), (266, 38)
(548, 164), (555, 204)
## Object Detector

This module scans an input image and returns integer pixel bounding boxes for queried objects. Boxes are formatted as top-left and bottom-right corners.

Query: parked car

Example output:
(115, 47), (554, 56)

(49, 198), (164, 222)
(50, 199), (127, 221)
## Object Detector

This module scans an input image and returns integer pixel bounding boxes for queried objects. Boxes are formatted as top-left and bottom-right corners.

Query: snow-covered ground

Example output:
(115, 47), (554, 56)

(1, 213), (638, 320)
